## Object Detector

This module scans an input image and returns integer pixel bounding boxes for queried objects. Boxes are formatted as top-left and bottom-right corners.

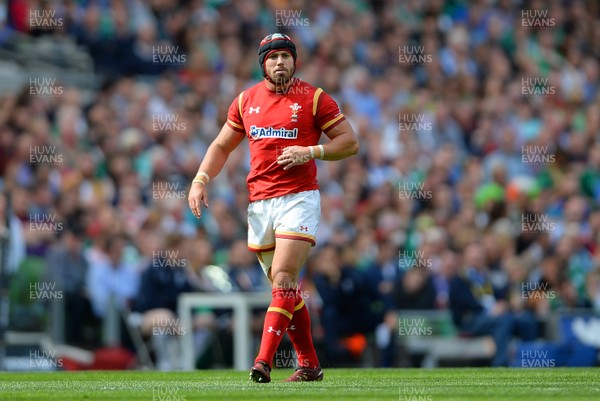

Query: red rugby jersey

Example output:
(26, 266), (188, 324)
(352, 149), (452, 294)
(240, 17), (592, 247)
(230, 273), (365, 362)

(226, 78), (345, 201)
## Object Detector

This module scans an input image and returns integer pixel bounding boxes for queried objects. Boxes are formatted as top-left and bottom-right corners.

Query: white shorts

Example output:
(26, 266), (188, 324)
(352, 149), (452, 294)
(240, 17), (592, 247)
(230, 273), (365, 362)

(247, 190), (320, 252)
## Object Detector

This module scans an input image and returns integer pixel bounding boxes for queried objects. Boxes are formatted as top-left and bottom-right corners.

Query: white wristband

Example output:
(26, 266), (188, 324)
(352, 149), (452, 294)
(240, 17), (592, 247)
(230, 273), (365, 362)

(318, 144), (325, 159)
(195, 172), (210, 183)
(192, 171), (210, 185)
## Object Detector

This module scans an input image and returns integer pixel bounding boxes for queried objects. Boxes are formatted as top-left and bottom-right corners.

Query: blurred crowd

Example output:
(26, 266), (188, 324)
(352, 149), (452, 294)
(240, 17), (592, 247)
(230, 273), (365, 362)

(1, 0), (600, 368)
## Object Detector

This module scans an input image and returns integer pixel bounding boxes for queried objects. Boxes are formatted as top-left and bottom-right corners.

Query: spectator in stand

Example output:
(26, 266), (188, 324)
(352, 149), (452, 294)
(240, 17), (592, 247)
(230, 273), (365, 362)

(45, 222), (95, 347)
(0, 189), (25, 274)
(436, 249), (462, 310)
(86, 234), (139, 319)
(585, 269), (600, 313)
(313, 244), (387, 366)
(130, 233), (200, 370)
(393, 267), (437, 311)
(449, 242), (538, 366)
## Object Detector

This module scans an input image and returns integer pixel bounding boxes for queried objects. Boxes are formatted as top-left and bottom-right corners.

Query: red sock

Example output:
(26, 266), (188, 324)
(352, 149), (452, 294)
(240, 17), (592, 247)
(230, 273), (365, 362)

(286, 292), (320, 369)
(255, 287), (295, 367)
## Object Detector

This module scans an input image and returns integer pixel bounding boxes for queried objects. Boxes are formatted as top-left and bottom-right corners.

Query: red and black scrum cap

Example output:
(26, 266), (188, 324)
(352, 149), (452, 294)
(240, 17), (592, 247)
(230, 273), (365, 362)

(258, 33), (297, 77)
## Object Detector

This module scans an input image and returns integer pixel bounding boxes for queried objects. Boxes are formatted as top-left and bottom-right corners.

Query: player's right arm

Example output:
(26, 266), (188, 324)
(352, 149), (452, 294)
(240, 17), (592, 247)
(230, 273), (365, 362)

(188, 123), (245, 218)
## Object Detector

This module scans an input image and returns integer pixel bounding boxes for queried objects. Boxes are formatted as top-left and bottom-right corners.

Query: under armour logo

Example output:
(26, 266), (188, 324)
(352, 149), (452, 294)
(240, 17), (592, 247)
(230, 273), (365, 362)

(287, 325), (296, 331)
(249, 106), (261, 114)
(299, 225), (308, 232)
(268, 326), (281, 336)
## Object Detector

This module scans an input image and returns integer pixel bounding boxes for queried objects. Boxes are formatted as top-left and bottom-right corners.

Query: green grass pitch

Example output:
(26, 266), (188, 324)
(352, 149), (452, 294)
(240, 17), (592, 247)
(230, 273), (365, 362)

(0, 368), (598, 400)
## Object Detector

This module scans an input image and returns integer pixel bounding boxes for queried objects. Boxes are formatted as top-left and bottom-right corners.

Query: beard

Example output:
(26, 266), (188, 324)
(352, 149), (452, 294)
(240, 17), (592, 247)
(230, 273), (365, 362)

(270, 68), (294, 85)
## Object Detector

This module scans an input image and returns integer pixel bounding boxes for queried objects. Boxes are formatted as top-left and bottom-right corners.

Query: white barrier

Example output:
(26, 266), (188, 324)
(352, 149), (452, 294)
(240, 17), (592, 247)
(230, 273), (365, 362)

(177, 292), (271, 371)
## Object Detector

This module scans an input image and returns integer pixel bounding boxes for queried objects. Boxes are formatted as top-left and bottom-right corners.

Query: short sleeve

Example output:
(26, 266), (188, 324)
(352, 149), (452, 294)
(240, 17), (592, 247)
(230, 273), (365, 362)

(226, 92), (245, 133)
(313, 89), (346, 133)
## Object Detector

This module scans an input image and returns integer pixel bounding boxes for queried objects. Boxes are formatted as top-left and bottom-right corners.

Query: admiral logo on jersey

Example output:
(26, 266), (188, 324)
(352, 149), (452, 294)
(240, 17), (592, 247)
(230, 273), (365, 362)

(249, 126), (298, 140)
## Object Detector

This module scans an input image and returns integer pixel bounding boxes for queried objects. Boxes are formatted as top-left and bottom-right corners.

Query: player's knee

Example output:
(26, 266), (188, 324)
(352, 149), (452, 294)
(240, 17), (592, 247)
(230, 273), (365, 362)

(271, 270), (297, 289)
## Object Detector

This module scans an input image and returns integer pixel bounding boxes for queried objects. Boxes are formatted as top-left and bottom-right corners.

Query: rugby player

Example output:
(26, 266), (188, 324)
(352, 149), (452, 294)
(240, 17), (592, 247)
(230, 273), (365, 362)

(188, 33), (359, 382)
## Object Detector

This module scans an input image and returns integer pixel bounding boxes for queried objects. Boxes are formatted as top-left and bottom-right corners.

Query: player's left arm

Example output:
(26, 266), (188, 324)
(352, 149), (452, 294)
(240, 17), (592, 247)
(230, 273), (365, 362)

(277, 120), (358, 169)
(278, 90), (358, 169)
(319, 119), (359, 160)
